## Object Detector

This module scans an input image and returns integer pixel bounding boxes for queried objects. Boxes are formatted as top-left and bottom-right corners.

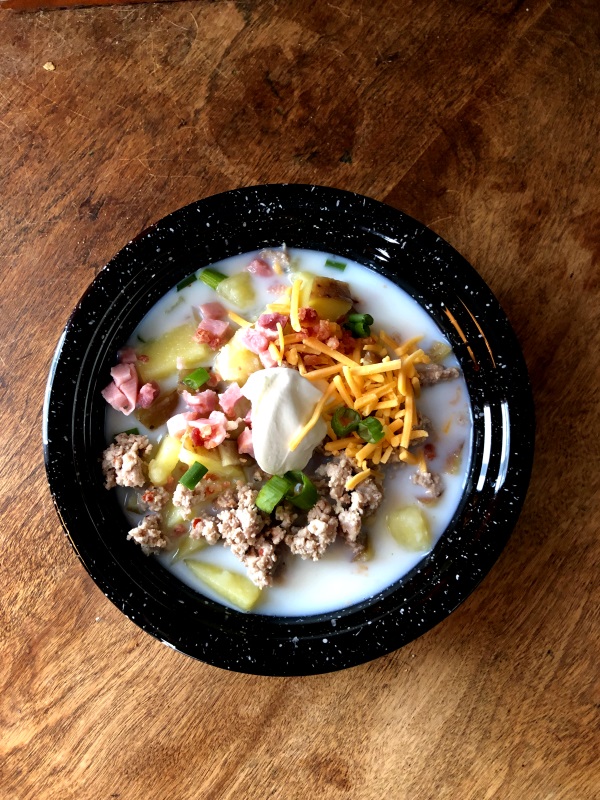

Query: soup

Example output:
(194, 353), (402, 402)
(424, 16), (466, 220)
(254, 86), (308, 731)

(102, 248), (472, 616)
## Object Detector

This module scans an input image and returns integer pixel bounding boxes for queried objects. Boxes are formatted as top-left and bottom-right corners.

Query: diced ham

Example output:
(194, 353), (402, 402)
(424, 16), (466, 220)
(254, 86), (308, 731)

(259, 349), (278, 368)
(118, 346), (137, 364)
(200, 302), (227, 320)
(219, 382), (243, 418)
(237, 427), (254, 458)
(188, 411), (230, 449)
(137, 381), (160, 409)
(195, 319), (231, 350)
(101, 382), (132, 414)
(181, 389), (218, 414)
(102, 362), (139, 415)
(166, 412), (200, 438)
(257, 312), (289, 339)
(244, 409), (252, 426)
(298, 307), (318, 323)
(246, 258), (272, 276)
(241, 327), (270, 353)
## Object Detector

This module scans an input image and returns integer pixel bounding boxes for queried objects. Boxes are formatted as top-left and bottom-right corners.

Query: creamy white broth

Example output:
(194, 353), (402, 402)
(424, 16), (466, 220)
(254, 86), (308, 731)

(105, 248), (472, 616)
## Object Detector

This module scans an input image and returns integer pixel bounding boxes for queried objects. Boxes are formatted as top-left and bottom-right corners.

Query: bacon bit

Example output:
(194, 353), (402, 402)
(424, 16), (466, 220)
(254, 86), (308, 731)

(424, 443), (437, 460)
(137, 354), (150, 363)
(172, 524), (187, 537)
(137, 381), (160, 408)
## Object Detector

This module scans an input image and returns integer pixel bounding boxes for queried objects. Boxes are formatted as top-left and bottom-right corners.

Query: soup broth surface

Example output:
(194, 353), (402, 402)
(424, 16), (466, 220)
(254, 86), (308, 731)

(105, 248), (472, 616)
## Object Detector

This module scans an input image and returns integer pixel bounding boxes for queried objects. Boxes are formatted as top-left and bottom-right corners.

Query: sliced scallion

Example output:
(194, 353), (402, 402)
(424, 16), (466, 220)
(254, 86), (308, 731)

(182, 367), (210, 392)
(325, 258), (347, 271)
(331, 406), (361, 437)
(284, 470), (318, 511)
(256, 475), (292, 514)
(345, 313), (374, 338)
(176, 274), (197, 292)
(200, 268), (227, 290)
(179, 462), (208, 490)
(122, 427), (140, 436)
(358, 416), (384, 444)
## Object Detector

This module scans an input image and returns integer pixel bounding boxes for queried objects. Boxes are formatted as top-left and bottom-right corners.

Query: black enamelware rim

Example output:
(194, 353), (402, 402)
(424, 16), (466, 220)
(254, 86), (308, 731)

(43, 184), (534, 676)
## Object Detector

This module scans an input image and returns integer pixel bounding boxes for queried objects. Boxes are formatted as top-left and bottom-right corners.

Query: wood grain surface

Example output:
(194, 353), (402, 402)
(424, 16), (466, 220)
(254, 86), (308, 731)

(1, 2), (598, 798)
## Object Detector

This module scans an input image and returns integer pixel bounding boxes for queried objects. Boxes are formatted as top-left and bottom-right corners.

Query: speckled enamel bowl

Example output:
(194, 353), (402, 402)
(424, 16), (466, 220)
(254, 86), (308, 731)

(43, 185), (534, 676)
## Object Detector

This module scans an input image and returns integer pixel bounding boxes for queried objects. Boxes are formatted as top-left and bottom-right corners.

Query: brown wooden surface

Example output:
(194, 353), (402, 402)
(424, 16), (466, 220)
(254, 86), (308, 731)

(1, 2), (598, 798)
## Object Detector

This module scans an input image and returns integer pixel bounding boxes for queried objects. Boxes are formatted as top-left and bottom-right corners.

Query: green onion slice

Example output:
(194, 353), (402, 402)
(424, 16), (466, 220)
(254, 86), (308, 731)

(200, 269), (227, 290)
(256, 475), (292, 514)
(325, 258), (347, 271)
(176, 274), (197, 292)
(179, 462), (208, 490)
(345, 313), (374, 338)
(122, 427), (140, 436)
(284, 470), (318, 511)
(181, 367), (210, 392)
(331, 406), (361, 437)
(358, 416), (385, 444)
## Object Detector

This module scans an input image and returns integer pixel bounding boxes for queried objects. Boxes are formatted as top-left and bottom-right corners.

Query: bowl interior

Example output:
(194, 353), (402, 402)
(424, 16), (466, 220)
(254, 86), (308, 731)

(44, 184), (534, 675)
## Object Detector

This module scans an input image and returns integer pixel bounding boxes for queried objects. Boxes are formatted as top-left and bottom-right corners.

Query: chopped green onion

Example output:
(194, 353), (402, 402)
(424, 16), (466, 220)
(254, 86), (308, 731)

(284, 471), (318, 511)
(256, 475), (292, 514)
(182, 367), (210, 392)
(358, 416), (384, 444)
(125, 492), (141, 513)
(331, 406), (361, 437)
(122, 427), (140, 436)
(176, 274), (197, 292)
(179, 462), (208, 490)
(345, 313), (374, 338)
(325, 258), (347, 271)
(200, 268), (227, 290)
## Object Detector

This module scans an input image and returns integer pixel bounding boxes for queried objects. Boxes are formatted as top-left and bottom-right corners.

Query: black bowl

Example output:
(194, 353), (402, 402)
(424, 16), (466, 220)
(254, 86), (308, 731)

(43, 184), (534, 676)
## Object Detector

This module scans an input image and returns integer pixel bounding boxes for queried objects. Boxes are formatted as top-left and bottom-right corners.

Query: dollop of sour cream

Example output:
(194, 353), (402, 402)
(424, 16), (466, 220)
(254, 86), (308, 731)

(242, 367), (327, 475)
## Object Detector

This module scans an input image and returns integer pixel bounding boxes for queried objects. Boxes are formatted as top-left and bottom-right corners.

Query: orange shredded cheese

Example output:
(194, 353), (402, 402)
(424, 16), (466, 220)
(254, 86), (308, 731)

(290, 278), (303, 332)
(345, 468), (372, 491)
(227, 311), (252, 327)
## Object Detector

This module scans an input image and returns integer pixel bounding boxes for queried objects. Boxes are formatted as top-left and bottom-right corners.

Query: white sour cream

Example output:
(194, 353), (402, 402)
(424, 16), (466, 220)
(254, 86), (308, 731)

(242, 367), (326, 474)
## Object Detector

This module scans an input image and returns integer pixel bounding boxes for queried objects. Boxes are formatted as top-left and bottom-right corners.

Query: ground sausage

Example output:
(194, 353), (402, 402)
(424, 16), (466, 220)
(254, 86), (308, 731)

(101, 433), (152, 490)
(127, 514), (167, 554)
(416, 363), (461, 387)
(411, 470), (443, 498)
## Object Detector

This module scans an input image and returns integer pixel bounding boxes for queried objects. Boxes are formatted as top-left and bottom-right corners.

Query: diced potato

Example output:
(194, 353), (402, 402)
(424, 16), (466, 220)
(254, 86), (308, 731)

(184, 560), (261, 611)
(289, 271), (315, 307)
(218, 440), (241, 467)
(428, 341), (452, 364)
(137, 323), (212, 382)
(163, 502), (188, 528)
(179, 441), (245, 482)
(216, 273), (256, 309)
(213, 328), (261, 385)
(309, 296), (353, 321)
(148, 435), (182, 485)
(135, 388), (179, 431)
(387, 506), (431, 551)
(171, 535), (206, 562)
(289, 272), (353, 319)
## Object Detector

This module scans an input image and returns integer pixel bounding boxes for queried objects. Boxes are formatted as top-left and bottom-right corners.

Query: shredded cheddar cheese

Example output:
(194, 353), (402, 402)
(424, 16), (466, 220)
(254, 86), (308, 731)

(290, 278), (303, 332)
(288, 381), (337, 451)
(227, 311), (252, 328)
(345, 468), (372, 491)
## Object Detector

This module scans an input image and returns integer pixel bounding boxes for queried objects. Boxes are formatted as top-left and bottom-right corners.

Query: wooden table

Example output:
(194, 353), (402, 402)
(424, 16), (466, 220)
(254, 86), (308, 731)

(1, 2), (598, 798)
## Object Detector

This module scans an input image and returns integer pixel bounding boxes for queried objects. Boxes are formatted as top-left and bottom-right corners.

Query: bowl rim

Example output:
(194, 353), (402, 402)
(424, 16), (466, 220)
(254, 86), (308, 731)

(43, 183), (535, 675)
